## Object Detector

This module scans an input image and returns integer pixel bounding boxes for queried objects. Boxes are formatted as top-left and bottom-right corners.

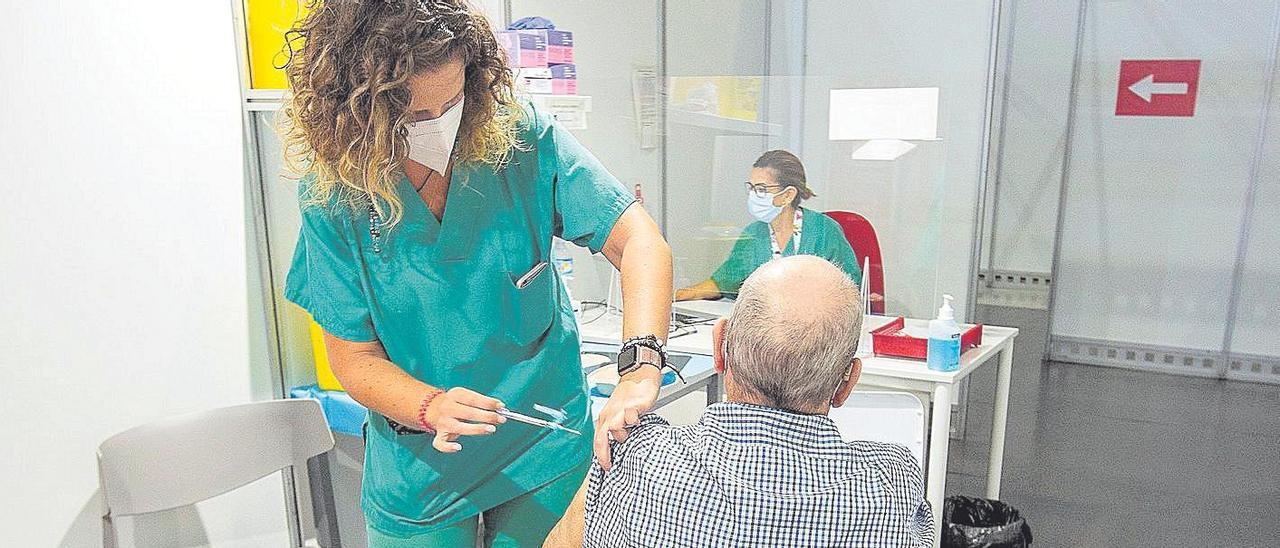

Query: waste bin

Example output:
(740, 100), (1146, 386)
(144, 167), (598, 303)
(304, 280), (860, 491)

(943, 495), (1033, 548)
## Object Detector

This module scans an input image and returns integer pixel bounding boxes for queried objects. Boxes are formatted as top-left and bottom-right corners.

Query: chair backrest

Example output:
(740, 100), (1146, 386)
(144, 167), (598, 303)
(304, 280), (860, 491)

(829, 391), (925, 467)
(97, 399), (334, 518)
(824, 211), (885, 314)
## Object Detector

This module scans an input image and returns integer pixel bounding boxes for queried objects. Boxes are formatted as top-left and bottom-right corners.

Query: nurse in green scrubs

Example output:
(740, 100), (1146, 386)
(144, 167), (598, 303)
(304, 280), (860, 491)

(676, 150), (863, 300)
(278, 2), (672, 546)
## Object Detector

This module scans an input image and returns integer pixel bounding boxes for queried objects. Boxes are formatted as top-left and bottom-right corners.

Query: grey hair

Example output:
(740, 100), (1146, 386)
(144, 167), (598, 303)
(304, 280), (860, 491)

(723, 259), (864, 412)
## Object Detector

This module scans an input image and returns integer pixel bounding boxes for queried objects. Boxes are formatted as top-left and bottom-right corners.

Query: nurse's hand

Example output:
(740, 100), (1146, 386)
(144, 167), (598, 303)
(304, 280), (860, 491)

(593, 367), (662, 470)
(425, 387), (507, 453)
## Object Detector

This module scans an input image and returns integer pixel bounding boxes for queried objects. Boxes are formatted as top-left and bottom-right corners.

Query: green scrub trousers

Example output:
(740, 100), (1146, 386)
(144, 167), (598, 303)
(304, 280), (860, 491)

(364, 461), (589, 547)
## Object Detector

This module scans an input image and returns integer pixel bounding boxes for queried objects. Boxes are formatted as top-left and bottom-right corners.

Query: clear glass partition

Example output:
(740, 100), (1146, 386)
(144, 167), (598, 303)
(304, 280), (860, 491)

(509, 0), (1002, 321)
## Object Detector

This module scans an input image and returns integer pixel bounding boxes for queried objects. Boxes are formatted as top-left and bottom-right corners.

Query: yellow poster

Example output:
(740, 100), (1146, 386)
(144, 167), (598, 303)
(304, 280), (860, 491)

(245, 0), (309, 89)
(668, 76), (762, 122)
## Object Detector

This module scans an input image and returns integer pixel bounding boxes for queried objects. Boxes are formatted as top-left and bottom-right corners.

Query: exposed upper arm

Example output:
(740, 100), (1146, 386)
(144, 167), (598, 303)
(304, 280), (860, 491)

(542, 475), (591, 548)
(600, 202), (663, 268)
(322, 331), (388, 378)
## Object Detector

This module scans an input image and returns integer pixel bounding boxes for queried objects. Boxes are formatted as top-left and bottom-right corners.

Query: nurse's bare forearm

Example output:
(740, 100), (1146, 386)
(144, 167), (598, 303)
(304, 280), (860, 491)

(322, 332), (438, 427)
(675, 279), (721, 301)
(602, 205), (673, 345)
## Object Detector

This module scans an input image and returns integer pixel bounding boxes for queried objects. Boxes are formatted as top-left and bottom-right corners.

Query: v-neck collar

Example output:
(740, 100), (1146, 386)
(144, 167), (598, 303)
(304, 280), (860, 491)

(392, 163), (487, 262)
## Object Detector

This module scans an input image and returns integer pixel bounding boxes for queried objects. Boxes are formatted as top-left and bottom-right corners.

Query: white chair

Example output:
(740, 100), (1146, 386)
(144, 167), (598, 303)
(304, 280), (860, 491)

(97, 399), (336, 548)
(829, 391), (926, 467)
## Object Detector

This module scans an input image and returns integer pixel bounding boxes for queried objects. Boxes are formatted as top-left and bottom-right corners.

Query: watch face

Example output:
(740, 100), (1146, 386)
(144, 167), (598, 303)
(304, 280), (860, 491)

(617, 347), (637, 369)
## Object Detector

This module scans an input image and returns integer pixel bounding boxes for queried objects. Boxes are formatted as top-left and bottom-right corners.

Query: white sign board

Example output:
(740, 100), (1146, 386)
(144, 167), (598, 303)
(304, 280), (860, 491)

(828, 87), (939, 141)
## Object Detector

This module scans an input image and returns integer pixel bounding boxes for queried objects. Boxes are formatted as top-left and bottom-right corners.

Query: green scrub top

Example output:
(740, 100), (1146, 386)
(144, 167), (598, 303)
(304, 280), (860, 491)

(283, 102), (634, 537)
(709, 207), (863, 297)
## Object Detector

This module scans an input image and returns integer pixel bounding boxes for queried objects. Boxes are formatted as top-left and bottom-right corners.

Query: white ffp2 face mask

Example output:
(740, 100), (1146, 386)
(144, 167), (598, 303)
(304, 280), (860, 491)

(406, 96), (465, 174)
(747, 189), (785, 223)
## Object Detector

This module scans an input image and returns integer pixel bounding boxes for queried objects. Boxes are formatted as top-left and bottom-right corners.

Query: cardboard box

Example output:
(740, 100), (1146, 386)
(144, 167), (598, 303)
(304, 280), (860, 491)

(497, 31), (547, 68)
(518, 76), (577, 95)
(517, 64), (576, 80)
(551, 79), (577, 95)
(518, 29), (573, 64)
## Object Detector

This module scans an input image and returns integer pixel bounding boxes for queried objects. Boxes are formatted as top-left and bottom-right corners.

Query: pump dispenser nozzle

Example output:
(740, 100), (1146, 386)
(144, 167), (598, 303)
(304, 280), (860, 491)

(937, 294), (955, 321)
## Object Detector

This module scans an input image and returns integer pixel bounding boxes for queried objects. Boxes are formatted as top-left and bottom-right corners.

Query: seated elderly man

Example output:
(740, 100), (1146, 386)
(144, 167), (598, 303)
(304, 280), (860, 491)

(546, 255), (933, 547)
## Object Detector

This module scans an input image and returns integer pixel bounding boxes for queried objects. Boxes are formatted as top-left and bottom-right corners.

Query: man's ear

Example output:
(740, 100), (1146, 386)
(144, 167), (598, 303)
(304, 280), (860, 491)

(831, 358), (862, 407)
(712, 318), (727, 375)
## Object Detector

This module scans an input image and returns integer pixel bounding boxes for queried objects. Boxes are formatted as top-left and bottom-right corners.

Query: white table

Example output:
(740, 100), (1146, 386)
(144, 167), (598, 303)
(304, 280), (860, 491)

(581, 340), (719, 417)
(578, 301), (1019, 547)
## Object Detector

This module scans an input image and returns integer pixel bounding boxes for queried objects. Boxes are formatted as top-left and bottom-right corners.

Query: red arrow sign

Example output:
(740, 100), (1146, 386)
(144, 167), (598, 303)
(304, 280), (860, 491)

(1115, 60), (1200, 117)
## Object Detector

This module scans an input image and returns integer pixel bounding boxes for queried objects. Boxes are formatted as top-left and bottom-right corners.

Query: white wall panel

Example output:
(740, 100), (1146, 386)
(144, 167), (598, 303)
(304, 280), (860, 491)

(0, 1), (262, 544)
(1052, 0), (1279, 350)
(1228, 49), (1280, 359)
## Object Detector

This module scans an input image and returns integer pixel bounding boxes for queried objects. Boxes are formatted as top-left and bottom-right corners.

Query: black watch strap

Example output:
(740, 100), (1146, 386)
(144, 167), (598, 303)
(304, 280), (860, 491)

(618, 344), (663, 376)
(617, 335), (683, 383)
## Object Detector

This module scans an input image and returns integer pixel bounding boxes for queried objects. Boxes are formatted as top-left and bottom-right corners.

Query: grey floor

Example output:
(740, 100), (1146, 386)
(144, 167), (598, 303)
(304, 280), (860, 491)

(951, 303), (1280, 548)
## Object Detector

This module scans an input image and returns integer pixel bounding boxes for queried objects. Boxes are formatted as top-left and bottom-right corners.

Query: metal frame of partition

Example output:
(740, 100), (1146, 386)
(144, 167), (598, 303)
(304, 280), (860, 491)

(1220, 0), (1280, 379)
(229, 1), (311, 544)
(1043, 0), (1280, 385)
(966, 0), (1007, 324)
(1043, 0), (1090, 361)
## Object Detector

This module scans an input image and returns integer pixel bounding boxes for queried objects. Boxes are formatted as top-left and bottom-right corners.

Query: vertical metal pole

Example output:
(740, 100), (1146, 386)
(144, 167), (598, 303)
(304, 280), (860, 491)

(230, 2), (304, 545)
(966, 0), (1006, 323)
(983, 0), (1020, 281)
(1044, 0), (1090, 360)
(658, 0), (669, 236)
(762, 0), (772, 152)
(797, 0), (808, 157)
(1220, 0), (1280, 378)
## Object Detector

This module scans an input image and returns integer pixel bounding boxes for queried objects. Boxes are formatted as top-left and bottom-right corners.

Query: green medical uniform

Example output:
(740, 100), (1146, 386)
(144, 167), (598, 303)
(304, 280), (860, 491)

(284, 102), (634, 539)
(709, 207), (862, 297)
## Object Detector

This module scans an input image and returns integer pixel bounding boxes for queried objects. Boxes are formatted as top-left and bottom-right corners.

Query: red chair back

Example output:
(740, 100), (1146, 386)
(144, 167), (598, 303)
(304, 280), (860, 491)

(824, 211), (885, 314)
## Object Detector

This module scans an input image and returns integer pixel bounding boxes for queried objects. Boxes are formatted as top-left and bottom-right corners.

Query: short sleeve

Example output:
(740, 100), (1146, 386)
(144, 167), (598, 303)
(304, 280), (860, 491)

(584, 413), (669, 534)
(536, 106), (635, 252)
(283, 195), (377, 343)
(823, 217), (863, 286)
(709, 228), (762, 296)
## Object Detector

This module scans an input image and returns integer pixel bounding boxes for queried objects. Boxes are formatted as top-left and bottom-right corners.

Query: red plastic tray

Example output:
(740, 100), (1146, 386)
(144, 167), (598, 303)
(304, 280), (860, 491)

(870, 317), (984, 360)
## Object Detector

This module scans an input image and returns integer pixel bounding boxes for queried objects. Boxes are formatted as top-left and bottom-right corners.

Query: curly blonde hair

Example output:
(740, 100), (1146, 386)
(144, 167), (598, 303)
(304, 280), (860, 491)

(279, 0), (523, 227)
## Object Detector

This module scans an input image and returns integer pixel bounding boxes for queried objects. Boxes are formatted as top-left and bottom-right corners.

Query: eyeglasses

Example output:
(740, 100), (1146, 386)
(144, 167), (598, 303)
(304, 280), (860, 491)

(745, 182), (786, 197)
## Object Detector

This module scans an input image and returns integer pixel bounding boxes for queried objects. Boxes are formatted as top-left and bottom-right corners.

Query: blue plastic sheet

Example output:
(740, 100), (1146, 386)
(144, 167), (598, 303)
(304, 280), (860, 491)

(289, 384), (367, 437)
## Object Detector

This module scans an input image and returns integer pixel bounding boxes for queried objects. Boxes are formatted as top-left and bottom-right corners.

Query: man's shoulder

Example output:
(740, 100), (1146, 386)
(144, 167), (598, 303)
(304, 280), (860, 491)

(847, 440), (916, 462)
(605, 413), (677, 466)
(847, 440), (924, 495)
(847, 441), (920, 472)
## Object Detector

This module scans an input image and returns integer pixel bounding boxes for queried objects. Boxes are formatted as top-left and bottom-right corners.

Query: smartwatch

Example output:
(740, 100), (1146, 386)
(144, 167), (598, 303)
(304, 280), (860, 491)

(617, 343), (664, 377)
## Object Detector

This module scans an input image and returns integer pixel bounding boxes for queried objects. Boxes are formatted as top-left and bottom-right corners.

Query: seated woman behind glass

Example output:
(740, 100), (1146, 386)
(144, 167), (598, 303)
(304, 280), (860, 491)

(676, 150), (863, 301)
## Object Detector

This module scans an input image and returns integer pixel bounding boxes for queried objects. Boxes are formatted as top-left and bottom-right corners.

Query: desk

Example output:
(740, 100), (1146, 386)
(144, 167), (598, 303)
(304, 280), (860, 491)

(577, 301), (1019, 547)
(581, 341), (718, 417)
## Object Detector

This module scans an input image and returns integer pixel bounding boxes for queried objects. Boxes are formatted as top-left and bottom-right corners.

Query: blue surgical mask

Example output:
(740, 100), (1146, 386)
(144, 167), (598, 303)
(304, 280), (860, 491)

(747, 190), (784, 223)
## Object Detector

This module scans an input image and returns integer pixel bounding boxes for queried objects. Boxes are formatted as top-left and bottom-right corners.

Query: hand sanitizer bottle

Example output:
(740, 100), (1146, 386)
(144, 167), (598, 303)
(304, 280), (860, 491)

(552, 238), (576, 310)
(927, 294), (962, 372)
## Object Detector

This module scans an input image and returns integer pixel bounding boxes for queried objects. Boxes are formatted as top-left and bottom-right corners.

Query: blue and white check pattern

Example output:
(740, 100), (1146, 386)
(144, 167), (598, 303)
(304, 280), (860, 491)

(584, 402), (934, 547)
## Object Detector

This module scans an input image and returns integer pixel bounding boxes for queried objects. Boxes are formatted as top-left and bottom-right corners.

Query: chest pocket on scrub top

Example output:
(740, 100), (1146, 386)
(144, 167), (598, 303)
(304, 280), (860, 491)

(501, 237), (558, 348)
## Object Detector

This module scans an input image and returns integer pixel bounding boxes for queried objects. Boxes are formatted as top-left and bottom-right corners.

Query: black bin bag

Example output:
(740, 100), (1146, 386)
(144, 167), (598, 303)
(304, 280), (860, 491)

(943, 495), (1033, 548)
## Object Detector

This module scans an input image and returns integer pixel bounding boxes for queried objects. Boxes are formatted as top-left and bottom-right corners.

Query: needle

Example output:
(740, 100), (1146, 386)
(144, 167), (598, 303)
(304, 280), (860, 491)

(497, 407), (582, 436)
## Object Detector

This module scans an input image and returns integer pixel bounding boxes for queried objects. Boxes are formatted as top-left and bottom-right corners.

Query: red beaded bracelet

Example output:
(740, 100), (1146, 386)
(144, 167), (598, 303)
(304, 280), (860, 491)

(417, 388), (446, 433)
